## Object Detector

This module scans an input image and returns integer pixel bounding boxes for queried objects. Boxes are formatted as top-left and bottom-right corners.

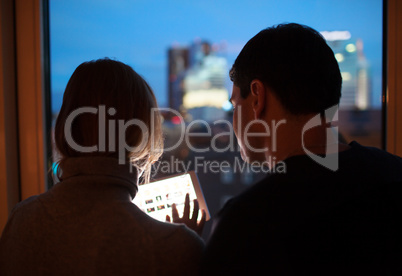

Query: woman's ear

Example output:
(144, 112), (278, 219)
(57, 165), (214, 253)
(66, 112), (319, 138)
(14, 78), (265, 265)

(250, 79), (266, 119)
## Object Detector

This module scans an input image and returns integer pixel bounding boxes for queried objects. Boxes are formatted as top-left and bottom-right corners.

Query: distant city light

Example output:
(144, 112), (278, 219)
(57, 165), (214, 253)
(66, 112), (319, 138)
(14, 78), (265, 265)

(335, 53), (344, 62)
(222, 100), (232, 111)
(321, 30), (351, 41)
(171, 116), (182, 125)
(341, 72), (352, 81)
(345, 43), (357, 53)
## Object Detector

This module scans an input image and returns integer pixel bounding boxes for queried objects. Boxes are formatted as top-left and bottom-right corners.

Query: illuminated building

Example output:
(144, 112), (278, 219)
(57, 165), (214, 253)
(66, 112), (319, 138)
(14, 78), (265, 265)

(168, 40), (229, 120)
(168, 47), (189, 111)
(321, 31), (371, 110)
(322, 31), (380, 148)
(183, 41), (228, 110)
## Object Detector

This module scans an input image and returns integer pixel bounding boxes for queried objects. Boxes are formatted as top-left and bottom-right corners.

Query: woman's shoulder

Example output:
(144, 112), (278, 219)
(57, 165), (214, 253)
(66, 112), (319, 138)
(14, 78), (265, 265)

(8, 194), (42, 218)
(139, 217), (205, 274)
(124, 202), (204, 246)
(120, 202), (205, 272)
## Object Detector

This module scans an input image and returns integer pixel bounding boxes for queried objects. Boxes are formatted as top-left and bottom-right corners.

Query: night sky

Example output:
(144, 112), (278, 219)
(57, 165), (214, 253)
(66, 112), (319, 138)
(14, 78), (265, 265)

(50, 0), (382, 112)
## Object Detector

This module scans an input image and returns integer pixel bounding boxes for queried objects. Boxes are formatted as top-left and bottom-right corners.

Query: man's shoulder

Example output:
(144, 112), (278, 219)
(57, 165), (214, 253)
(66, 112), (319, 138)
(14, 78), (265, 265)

(277, 141), (402, 182)
(348, 141), (402, 161)
(214, 175), (275, 226)
(340, 141), (402, 181)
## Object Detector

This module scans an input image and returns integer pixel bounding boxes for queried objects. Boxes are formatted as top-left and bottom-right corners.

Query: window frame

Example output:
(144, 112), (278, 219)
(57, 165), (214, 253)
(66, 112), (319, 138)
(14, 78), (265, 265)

(385, 0), (402, 156)
(1, 0), (401, 232)
(0, 0), (51, 231)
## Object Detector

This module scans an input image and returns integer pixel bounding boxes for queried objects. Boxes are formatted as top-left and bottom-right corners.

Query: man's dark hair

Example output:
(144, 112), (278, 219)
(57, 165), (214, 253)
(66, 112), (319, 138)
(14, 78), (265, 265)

(230, 23), (342, 115)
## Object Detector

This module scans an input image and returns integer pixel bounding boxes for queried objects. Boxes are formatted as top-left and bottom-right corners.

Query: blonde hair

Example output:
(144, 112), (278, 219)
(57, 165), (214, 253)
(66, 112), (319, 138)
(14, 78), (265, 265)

(54, 58), (163, 183)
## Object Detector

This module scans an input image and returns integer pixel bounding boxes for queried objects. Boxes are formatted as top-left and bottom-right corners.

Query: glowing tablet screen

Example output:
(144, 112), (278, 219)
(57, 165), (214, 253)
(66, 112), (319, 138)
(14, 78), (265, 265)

(133, 171), (210, 222)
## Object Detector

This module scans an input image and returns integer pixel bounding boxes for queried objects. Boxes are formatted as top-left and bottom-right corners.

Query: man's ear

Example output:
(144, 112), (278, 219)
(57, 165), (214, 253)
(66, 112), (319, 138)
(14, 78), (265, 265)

(250, 79), (266, 119)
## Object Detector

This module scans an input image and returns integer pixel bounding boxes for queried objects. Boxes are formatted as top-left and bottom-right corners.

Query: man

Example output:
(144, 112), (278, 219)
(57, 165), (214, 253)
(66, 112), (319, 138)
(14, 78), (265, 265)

(202, 23), (402, 275)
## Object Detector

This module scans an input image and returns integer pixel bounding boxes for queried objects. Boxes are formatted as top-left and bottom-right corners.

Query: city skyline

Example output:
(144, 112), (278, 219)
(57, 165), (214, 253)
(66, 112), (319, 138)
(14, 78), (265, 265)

(50, 0), (383, 112)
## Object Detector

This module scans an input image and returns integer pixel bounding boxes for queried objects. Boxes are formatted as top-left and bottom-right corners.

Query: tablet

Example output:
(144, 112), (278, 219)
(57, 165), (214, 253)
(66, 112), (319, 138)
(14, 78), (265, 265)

(133, 171), (210, 222)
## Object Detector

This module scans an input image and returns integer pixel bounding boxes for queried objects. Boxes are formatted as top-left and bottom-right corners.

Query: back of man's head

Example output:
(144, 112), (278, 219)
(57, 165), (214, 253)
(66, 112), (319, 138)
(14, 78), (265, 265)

(230, 23), (342, 115)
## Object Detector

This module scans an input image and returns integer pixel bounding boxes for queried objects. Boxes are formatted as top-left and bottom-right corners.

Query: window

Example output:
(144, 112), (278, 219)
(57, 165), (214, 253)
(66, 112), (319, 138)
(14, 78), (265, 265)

(49, 0), (384, 230)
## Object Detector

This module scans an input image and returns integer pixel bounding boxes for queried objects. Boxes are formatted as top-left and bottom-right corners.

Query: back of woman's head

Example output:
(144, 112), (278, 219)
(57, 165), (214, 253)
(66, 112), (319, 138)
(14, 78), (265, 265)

(55, 58), (163, 182)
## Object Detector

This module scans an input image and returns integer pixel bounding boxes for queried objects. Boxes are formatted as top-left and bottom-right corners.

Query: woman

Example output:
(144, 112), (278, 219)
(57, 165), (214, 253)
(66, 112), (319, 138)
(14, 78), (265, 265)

(0, 58), (204, 275)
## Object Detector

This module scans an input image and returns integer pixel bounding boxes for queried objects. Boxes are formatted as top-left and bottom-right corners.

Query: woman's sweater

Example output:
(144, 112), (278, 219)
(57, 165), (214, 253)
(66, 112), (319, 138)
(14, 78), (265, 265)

(0, 157), (204, 275)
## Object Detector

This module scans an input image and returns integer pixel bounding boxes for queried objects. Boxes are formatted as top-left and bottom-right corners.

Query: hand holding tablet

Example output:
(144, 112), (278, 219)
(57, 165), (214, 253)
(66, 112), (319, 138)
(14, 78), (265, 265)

(133, 171), (210, 235)
(166, 193), (206, 235)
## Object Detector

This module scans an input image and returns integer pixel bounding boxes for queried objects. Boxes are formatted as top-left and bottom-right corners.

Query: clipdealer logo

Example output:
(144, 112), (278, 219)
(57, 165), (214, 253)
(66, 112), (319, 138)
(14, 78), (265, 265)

(62, 104), (339, 172)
